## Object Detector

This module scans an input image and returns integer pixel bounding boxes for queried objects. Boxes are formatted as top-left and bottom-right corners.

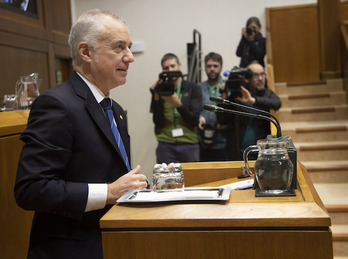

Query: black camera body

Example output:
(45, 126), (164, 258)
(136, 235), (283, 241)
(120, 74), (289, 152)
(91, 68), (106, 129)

(225, 67), (253, 101)
(155, 71), (183, 96)
(246, 26), (256, 36)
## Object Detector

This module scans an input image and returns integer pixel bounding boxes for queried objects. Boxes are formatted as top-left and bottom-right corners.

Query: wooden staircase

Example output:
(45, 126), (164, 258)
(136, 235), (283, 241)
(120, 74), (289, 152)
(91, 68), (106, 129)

(275, 78), (348, 258)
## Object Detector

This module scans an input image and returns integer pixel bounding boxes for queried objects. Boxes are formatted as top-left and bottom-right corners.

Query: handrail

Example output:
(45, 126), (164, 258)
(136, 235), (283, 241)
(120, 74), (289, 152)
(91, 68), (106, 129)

(341, 21), (348, 96)
(341, 21), (348, 52)
(267, 64), (279, 136)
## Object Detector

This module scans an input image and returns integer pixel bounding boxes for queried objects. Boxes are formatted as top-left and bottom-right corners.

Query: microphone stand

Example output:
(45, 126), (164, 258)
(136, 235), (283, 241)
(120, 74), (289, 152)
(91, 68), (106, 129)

(210, 96), (282, 137)
(204, 104), (281, 138)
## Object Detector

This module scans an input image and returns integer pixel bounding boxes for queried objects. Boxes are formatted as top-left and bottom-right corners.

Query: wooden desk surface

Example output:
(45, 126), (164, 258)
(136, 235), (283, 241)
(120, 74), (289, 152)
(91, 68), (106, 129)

(0, 110), (29, 136)
(100, 162), (331, 229)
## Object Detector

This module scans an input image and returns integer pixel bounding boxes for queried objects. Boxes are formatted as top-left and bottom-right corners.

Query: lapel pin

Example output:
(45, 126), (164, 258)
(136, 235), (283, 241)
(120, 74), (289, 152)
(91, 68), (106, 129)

(120, 115), (123, 120)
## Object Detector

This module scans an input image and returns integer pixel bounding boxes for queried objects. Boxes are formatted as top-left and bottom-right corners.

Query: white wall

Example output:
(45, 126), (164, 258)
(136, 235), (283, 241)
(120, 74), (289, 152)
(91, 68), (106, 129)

(71, 0), (315, 179)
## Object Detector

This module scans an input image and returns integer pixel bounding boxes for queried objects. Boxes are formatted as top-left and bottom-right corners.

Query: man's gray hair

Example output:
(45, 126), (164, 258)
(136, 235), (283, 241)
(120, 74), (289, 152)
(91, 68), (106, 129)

(68, 9), (127, 67)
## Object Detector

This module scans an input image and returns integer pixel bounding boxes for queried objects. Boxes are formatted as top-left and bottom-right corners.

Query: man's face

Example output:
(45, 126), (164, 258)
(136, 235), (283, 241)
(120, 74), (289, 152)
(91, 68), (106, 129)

(205, 59), (222, 82)
(162, 58), (181, 72)
(248, 63), (266, 92)
(162, 58), (181, 82)
(88, 17), (134, 93)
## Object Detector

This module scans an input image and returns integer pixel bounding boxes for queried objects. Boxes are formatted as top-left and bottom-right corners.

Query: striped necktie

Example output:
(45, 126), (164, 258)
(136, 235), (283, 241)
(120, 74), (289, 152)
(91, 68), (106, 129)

(100, 98), (130, 171)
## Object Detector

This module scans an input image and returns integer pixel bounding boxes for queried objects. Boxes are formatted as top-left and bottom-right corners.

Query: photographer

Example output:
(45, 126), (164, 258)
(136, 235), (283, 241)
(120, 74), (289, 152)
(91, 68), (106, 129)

(198, 52), (228, 162)
(222, 62), (281, 160)
(150, 53), (202, 163)
(236, 16), (266, 68)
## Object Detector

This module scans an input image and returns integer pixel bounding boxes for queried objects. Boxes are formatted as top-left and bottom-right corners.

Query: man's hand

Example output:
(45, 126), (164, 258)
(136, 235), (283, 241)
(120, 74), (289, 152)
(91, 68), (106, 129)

(161, 93), (182, 107)
(219, 82), (226, 92)
(198, 117), (206, 130)
(235, 86), (255, 105)
(106, 165), (147, 204)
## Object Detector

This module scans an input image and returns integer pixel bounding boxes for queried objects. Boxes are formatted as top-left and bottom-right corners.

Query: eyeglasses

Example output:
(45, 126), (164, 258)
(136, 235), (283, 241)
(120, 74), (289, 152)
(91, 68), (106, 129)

(252, 72), (266, 78)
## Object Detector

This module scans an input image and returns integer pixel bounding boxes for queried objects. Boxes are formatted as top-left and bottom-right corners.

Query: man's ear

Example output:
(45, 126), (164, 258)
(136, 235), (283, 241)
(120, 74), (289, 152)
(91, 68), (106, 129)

(78, 42), (91, 62)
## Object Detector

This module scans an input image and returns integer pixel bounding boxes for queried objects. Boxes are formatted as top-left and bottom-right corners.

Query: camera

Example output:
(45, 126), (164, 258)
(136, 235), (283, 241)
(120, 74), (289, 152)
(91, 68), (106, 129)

(246, 26), (256, 36)
(225, 67), (253, 101)
(155, 71), (183, 96)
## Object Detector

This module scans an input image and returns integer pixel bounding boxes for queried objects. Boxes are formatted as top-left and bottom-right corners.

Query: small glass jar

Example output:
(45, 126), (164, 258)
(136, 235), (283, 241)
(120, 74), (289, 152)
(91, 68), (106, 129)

(152, 163), (184, 190)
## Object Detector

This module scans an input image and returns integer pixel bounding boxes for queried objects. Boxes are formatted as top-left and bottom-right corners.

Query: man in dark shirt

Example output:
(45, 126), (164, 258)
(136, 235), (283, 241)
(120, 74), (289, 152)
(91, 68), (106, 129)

(198, 52), (228, 161)
(223, 62), (281, 160)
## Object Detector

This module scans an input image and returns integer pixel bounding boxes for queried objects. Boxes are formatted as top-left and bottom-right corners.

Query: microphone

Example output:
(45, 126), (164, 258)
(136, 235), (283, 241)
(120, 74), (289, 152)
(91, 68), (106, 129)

(209, 96), (282, 137)
(223, 70), (230, 77)
(203, 104), (223, 112)
(203, 104), (281, 138)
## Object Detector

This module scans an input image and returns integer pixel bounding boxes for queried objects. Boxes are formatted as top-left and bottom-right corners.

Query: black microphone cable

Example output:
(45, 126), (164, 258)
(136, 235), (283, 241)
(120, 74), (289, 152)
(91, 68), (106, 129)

(204, 104), (281, 138)
(209, 96), (282, 137)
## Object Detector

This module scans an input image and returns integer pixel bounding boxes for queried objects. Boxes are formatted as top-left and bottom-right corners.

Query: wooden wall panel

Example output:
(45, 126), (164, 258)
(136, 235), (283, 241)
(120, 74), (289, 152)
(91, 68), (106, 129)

(267, 4), (321, 84)
(0, 44), (50, 100)
(341, 1), (348, 21)
(45, 0), (72, 45)
(318, 0), (341, 78)
(0, 0), (46, 40)
(0, 0), (72, 108)
(50, 0), (72, 34)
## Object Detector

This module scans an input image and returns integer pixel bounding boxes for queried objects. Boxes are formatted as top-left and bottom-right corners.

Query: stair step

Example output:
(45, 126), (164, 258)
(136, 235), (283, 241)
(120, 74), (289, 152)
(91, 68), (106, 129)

(278, 105), (348, 122)
(279, 91), (347, 108)
(302, 161), (348, 172)
(333, 240), (348, 258)
(332, 226), (348, 240)
(320, 185), (348, 259)
(282, 121), (348, 142)
(313, 183), (348, 206)
(327, 205), (348, 225)
(296, 141), (348, 161)
(275, 78), (343, 95)
(332, 231), (348, 258)
(275, 76), (347, 259)
(302, 161), (348, 183)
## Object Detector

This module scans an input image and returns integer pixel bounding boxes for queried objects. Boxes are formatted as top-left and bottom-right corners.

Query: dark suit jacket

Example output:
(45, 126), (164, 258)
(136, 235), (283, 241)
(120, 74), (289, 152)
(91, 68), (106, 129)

(14, 72), (130, 259)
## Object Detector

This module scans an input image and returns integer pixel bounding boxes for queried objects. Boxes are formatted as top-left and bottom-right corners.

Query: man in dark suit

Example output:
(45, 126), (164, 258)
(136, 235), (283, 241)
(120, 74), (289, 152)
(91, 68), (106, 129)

(14, 9), (148, 258)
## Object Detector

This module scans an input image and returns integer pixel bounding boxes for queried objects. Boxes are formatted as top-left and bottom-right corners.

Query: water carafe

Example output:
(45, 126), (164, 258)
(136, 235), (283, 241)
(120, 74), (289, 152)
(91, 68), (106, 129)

(243, 135), (295, 196)
(16, 73), (41, 109)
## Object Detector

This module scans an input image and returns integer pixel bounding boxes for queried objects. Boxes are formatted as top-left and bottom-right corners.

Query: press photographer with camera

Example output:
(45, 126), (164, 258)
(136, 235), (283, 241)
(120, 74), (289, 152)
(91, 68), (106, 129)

(236, 16), (266, 68)
(198, 52), (228, 162)
(221, 62), (281, 160)
(150, 53), (202, 163)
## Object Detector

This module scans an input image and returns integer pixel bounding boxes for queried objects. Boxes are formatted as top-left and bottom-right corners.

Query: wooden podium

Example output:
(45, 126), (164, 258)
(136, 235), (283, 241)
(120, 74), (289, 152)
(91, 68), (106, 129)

(0, 110), (33, 259)
(100, 162), (333, 259)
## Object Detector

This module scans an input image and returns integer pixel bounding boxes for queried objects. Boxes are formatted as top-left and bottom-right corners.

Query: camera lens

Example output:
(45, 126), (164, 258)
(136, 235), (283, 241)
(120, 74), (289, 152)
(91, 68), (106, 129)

(246, 26), (255, 36)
